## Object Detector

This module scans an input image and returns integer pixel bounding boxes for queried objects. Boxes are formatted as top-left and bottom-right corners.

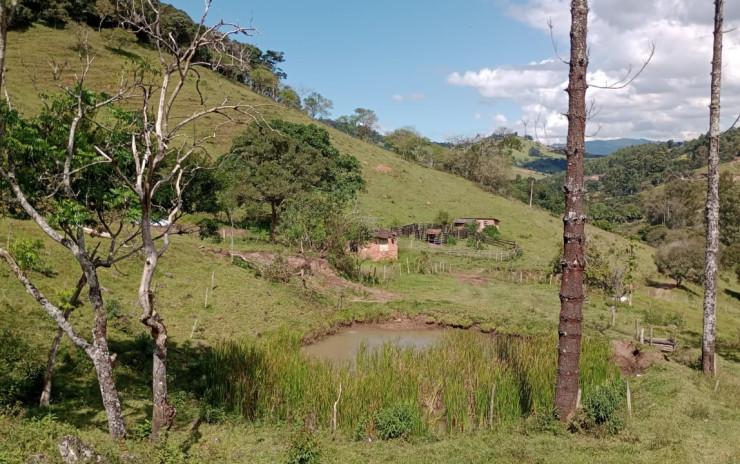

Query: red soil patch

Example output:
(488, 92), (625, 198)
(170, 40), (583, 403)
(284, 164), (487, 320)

(612, 340), (665, 376)
(208, 249), (398, 303)
(373, 164), (394, 174)
(452, 268), (488, 286)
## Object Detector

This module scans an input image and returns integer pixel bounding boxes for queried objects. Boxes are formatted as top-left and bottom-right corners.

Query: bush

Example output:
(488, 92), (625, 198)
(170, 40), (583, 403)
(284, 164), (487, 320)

(584, 384), (623, 424)
(481, 225), (501, 240)
(0, 330), (44, 406)
(574, 382), (626, 435)
(286, 429), (322, 464)
(374, 403), (416, 440)
(197, 218), (222, 243)
(9, 238), (53, 276)
(256, 253), (293, 283)
(592, 219), (613, 232)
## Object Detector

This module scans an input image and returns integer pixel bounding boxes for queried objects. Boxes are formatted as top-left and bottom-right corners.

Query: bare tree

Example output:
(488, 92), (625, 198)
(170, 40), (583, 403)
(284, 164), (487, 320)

(702, 0), (724, 377)
(553, 0), (588, 421)
(114, 0), (257, 439)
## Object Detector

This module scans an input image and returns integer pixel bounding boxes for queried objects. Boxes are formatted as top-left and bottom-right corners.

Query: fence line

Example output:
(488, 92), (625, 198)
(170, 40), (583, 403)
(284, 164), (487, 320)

(390, 223), (523, 261)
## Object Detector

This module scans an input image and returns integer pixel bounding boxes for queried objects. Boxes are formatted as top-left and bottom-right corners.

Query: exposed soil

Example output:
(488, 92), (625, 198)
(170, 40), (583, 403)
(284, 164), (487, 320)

(373, 164), (394, 174)
(207, 248), (399, 303)
(452, 268), (488, 286)
(612, 340), (665, 376)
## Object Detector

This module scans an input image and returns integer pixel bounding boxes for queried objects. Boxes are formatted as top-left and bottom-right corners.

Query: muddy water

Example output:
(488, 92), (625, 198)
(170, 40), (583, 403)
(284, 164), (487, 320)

(302, 324), (451, 363)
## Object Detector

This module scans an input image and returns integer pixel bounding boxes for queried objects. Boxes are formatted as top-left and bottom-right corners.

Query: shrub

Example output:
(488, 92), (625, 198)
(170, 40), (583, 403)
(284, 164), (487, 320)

(286, 429), (322, 464)
(197, 218), (222, 243)
(374, 403), (416, 440)
(481, 225), (501, 240)
(131, 419), (152, 441)
(576, 382), (626, 434)
(257, 253), (293, 283)
(0, 330), (44, 406)
(434, 210), (451, 226)
(9, 238), (53, 276)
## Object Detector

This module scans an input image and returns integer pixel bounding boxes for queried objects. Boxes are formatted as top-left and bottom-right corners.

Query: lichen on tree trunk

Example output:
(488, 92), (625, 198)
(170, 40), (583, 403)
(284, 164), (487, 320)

(554, 0), (589, 421)
(702, 0), (723, 377)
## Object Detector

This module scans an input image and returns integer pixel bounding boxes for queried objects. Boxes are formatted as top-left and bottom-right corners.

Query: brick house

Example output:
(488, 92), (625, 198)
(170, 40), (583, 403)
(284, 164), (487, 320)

(358, 229), (398, 261)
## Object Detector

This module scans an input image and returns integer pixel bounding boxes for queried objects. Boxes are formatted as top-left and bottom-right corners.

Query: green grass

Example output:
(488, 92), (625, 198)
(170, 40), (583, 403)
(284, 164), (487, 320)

(2, 24), (740, 464)
(202, 331), (619, 435)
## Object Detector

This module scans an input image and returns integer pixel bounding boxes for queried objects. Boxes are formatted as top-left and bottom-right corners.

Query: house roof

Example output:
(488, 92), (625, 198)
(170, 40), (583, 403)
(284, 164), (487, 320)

(453, 217), (501, 223)
(426, 228), (442, 235)
(373, 229), (393, 239)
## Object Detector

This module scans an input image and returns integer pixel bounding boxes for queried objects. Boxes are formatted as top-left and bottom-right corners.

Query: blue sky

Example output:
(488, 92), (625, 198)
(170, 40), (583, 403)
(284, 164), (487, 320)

(175, 0), (740, 144)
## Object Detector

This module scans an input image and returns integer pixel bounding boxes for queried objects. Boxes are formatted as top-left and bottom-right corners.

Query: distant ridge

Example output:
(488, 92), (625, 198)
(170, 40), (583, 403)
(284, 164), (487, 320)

(552, 138), (655, 156)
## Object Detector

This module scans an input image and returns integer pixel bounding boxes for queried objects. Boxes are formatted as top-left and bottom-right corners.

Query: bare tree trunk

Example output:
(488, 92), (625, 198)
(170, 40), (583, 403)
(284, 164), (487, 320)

(0, 248), (126, 439)
(703, 0), (723, 377)
(40, 274), (86, 407)
(85, 263), (127, 439)
(138, 205), (175, 440)
(554, 0), (589, 421)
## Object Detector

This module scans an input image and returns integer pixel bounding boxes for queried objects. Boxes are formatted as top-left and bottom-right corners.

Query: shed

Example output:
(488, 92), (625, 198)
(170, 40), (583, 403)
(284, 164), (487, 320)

(426, 228), (442, 244)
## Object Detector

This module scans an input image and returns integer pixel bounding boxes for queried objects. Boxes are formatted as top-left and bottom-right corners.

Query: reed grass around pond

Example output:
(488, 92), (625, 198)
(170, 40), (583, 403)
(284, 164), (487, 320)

(202, 331), (621, 437)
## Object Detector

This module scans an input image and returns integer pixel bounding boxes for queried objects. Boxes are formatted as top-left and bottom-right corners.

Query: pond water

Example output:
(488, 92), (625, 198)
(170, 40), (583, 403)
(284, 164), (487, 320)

(301, 324), (452, 363)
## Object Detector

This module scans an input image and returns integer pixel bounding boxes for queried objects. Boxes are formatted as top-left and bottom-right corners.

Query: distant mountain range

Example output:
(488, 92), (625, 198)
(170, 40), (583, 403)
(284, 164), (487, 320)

(552, 138), (655, 156)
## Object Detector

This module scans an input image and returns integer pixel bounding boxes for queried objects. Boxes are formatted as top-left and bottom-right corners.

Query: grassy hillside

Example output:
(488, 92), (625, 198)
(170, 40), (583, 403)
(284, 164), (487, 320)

(2, 24), (740, 464)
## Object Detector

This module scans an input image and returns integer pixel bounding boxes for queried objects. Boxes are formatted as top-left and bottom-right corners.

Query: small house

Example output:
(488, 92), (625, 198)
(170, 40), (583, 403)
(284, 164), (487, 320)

(358, 229), (398, 261)
(426, 228), (442, 244)
(453, 217), (500, 232)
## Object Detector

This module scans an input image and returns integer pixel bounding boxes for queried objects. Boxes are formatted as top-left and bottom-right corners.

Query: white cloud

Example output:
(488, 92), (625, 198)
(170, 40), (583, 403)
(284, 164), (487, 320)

(391, 93), (428, 102)
(448, 0), (740, 143)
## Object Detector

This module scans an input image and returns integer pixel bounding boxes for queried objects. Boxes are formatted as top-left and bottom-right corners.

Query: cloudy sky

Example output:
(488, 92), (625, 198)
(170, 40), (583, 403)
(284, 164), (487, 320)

(176, 0), (740, 144)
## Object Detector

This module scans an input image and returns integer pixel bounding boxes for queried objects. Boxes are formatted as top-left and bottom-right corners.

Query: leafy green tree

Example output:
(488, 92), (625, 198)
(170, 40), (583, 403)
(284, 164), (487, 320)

(434, 210), (452, 226)
(354, 108), (378, 141)
(220, 123), (326, 242)
(654, 239), (705, 287)
(250, 67), (278, 98)
(277, 86), (301, 109)
(303, 91), (333, 119)
(385, 127), (425, 160)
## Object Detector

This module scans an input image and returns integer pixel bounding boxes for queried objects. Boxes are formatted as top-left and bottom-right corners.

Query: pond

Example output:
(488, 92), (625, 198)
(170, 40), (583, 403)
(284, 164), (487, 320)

(301, 323), (453, 363)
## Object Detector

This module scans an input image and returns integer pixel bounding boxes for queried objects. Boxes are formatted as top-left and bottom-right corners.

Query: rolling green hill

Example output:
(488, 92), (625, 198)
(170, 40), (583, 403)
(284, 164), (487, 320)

(2, 24), (740, 464)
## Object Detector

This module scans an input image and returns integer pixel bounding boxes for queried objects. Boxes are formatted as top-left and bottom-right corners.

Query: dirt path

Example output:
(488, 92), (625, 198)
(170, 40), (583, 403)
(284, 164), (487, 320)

(207, 248), (399, 303)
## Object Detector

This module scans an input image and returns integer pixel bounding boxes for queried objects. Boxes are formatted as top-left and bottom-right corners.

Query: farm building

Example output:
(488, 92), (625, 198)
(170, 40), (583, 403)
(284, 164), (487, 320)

(358, 229), (398, 261)
(453, 217), (500, 232)
(426, 228), (442, 244)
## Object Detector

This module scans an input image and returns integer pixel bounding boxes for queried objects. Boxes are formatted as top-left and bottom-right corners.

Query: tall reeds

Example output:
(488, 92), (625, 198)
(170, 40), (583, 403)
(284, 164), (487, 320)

(201, 330), (619, 435)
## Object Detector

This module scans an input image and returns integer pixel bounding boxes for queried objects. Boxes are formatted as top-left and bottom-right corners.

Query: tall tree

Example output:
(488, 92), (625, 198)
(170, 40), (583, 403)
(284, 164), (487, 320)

(115, 0), (257, 439)
(553, 0), (588, 421)
(702, 0), (723, 377)
(0, 49), (133, 442)
(354, 107), (378, 141)
(303, 91), (333, 119)
(220, 122), (325, 243)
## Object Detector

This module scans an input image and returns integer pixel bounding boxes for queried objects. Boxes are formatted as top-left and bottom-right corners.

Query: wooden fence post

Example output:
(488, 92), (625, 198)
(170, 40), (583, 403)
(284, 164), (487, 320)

(610, 306), (616, 327)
